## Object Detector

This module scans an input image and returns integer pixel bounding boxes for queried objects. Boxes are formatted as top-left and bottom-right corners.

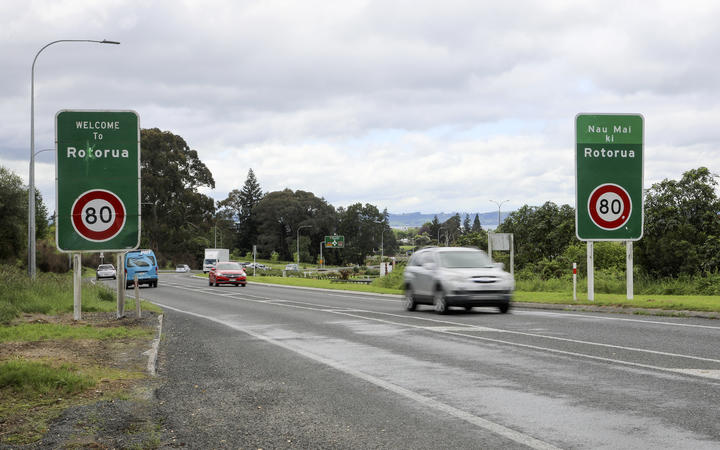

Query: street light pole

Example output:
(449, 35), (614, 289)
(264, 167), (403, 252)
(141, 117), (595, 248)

(489, 199), (509, 230)
(296, 225), (311, 265)
(29, 39), (120, 279)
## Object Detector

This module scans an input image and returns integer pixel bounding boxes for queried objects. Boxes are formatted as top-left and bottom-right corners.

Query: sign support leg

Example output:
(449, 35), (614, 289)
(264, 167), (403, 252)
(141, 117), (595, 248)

(73, 253), (82, 321)
(587, 241), (594, 301)
(627, 241), (634, 300)
(117, 253), (125, 318)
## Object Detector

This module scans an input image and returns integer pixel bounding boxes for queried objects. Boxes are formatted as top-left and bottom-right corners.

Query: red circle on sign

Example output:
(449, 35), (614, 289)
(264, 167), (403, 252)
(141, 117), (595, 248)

(587, 183), (632, 230)
(71, 190), (126, 242)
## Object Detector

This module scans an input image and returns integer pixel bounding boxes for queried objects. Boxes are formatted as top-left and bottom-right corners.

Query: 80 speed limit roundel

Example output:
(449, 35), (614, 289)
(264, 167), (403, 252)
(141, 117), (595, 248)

(71, 190), (126, 242)
(587, 183), (632, 230)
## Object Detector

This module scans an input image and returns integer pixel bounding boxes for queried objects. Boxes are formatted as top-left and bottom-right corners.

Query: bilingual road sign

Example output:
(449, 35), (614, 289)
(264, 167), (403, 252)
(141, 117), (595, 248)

(324, 235), (345, 248)
(575, 114), (644, 241)
(56, 110), (140, 252)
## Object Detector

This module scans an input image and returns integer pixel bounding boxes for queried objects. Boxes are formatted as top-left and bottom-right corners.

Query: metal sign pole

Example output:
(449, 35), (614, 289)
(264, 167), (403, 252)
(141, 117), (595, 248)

(587, 242), (594, 301)
(627, 241), (634, 300)
(117, 253), (125, 318)
(73, 253), (82, 320)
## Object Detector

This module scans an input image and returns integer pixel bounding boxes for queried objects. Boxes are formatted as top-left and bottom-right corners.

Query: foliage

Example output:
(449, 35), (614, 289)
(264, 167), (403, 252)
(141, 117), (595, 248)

(0, 166), (49, 264)
(217, 168), (264, 255)
(139, 128), (216, 267)
(336, 204), (397, 265)
(637, 167), (720, 277)
(254, 189), (337, 262)
(499, 202), (576, 270)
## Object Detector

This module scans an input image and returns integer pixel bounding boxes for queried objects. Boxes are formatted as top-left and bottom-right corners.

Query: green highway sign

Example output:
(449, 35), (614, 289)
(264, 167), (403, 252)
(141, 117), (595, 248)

(324, 235), (345, 248)
(55, 110), (140, 252)
(575, 113), (644, 241)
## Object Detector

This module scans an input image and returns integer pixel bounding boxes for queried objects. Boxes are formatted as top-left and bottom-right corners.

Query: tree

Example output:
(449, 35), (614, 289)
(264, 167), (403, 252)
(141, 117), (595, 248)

(0, 167), (28, 262)
(442, 213), (462, 245)
(637, 167), (720, 277)
(254, 189), (336, 262)
(218, 168), (264, 254)
(140, 128), (216, 266)
(499, 202), (576, 269)
(472, 214), (483, 233)
(336, 203), (389, 265)
(0, 166), (49, 264)
(463, 214), (471, 235)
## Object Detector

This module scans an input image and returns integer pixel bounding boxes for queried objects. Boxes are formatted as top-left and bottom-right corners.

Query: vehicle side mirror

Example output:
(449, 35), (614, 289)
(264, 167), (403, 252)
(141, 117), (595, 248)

(494, 262), (505, 270)
(422, 262), (436, 270)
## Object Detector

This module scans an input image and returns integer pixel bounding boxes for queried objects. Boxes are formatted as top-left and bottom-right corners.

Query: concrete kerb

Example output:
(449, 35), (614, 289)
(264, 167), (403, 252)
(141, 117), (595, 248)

(142, 313), (163, 376)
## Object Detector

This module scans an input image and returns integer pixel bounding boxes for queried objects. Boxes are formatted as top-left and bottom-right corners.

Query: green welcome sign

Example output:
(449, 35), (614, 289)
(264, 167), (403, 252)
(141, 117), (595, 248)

(55, 110), (140, 252)
(575, 113), (644, 241)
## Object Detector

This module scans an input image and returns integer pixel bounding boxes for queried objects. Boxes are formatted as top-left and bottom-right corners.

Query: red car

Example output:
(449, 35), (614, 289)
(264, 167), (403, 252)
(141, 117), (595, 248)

(209, 262), (247, 287)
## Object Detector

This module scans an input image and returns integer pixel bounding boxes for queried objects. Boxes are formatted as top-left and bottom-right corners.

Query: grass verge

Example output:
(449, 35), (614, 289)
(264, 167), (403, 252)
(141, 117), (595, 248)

(235, 275), (720, 313)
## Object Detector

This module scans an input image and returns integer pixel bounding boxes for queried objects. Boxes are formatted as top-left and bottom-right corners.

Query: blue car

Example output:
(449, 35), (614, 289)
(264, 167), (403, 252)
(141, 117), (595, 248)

(125, 249), (159, 288)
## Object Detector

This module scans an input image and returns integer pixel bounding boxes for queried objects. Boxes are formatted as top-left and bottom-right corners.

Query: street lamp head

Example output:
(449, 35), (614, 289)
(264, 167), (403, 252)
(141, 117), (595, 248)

(101, 40), (121, 44)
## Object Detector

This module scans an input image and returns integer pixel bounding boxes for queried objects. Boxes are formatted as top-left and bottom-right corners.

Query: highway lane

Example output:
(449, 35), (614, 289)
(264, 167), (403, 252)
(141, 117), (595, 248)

(137, 272), (720, 448)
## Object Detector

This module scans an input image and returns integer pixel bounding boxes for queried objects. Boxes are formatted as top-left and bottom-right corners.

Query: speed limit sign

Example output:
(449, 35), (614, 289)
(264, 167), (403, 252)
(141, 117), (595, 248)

(71, 190), (126, 242)
(56, 110), (140, 251)
(575, 114), (643, 240)
(587, 184), (631, 230)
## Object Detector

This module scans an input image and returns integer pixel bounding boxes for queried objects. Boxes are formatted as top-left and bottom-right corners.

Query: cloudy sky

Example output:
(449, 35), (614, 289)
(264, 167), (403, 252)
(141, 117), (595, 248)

(2, 0), (719, 216)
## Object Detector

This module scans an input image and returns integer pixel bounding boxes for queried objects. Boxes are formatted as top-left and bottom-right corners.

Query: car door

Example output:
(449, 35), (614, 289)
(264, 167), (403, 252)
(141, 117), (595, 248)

(413, 251), (437, 299)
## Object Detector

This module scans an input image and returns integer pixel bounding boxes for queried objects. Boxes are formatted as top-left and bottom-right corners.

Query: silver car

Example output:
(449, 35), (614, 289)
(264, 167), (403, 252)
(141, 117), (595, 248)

(403, 247), (514, 314)
(96, 264), (117, 280)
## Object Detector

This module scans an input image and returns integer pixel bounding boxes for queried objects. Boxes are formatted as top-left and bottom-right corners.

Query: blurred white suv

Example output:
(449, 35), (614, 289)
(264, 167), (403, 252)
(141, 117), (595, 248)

(403, 247), (514, 314)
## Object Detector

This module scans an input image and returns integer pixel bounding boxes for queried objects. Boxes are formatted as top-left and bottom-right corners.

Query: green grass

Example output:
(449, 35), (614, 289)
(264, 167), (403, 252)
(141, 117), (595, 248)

(0, 359), (95, 395)
(0, 265), (161, 323)
(514, 290), (720, 312)
(0, 323), (154, 343)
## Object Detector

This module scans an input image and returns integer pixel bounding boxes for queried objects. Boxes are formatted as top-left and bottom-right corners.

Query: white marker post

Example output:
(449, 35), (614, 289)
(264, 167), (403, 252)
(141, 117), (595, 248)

(573, 262), (577, 301)
(134, 274), (141, 318)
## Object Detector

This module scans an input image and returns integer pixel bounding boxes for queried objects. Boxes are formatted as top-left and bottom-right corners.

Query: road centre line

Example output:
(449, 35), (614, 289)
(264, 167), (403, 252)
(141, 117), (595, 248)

(153, 301), (560, 450)
(160, 282), (720, 366)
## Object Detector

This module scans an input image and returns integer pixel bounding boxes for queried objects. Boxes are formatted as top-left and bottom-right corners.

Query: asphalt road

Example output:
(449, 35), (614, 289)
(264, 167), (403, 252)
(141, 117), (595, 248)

(134, 273), (720, 449)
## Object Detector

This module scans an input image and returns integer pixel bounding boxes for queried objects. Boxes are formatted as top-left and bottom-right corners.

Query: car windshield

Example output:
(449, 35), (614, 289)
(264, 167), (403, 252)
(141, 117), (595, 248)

(438, 251), (493, 268)
(98, 264), (114, 270)
(127, 257), (150, 268)
(216, 262), (242, 270)
(205, 259), (217, 265)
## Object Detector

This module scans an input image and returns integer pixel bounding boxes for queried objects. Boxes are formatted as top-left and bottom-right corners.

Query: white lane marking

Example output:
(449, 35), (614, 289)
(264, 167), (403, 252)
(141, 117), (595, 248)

(154, 302), (560, 450)
(156, 283), (720, 372)
(514, 310), (720, 330)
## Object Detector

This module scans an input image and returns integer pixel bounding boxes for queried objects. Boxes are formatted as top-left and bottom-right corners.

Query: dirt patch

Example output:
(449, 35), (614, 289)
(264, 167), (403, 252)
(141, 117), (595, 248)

(0, 311), (162, 447)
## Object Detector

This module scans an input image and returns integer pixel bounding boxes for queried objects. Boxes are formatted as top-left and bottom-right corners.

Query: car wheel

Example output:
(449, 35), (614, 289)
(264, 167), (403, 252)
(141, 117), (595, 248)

(209, 278), (212, 286)
(499, 303), (510, 314)
(241, 283), (246, 287)
(464, 306), (473, 312)
(234, 283), (239, 286)
(433, 289), (449, 314)
(404, 287), (417, 311)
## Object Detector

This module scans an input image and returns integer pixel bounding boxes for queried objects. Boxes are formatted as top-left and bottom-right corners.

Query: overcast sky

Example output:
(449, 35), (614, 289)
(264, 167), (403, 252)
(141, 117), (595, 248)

(2, 0), (719, 216)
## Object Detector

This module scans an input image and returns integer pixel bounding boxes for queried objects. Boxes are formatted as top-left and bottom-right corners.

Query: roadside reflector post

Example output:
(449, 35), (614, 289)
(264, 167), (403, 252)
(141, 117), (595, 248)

(573, 262), (577, 301)
(134, 274), (141, 318)
(626, 241), (634, 300)
(73, 253), (82, 321)
(117, 253), (125, 318)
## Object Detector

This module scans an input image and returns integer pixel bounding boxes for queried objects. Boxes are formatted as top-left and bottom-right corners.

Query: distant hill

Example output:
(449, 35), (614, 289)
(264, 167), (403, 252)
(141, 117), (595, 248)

(388, 211), (511, 229)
